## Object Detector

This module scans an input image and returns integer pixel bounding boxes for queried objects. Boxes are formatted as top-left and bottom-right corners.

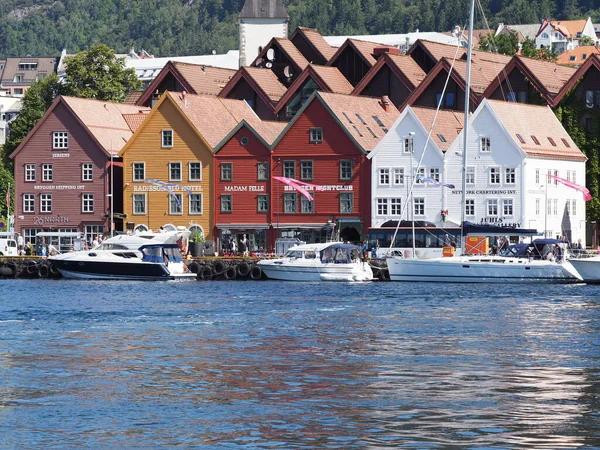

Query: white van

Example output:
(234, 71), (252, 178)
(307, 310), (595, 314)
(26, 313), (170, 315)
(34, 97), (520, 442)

(0, 238), (18, 256)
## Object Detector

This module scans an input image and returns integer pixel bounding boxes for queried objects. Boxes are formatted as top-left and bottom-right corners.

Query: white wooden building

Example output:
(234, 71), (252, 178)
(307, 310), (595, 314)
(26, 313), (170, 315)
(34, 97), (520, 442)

(369, 99), (588, 243)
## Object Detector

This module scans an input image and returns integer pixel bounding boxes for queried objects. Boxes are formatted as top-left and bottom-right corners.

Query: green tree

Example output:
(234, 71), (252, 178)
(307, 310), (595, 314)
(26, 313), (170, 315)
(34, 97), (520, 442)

(63, 44), (141, 101)
(478, 30), (519, 55)
(2, 73), (64, 170)
(0, 165), (13, 226)
(578, 35), (596, 46)
(521, 37), (538, 58)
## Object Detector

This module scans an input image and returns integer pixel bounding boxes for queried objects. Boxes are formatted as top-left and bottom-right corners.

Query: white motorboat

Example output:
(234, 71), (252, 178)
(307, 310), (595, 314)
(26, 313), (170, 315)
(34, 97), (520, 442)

(567, 253), (600, 284)
(257, 242), (373, 281)
(49, 230), (196, 280)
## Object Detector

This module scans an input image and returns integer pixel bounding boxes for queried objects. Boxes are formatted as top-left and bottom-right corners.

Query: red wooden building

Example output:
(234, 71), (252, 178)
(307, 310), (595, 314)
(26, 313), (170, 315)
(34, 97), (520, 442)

(9, 96), (150, 245)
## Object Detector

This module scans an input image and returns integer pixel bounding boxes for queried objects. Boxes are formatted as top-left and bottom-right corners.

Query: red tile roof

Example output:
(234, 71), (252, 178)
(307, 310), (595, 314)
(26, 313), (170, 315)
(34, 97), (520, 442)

(556, 46), (600, 66)
(122, 112), (150, 133)
(514, 55), (576, 95)
(540, 19), (589, 39)
(242, 67), (288, 102)
(411, 107), (464, 151)
(247, 120), (287, 145)
(318, 92), (400, 152)
(169, 92), (259, 148)
(451, 51), (513, 94)
(555, 54), (600, 105)
(385, 53), (427, 87)
(171, 62), (236, 96)
(124, 90), (144, 105)
(407, 39), (466, 63)
(293, 27), (338, 61)
(486, 99), (585, 161)
(328, 39), (384, 67)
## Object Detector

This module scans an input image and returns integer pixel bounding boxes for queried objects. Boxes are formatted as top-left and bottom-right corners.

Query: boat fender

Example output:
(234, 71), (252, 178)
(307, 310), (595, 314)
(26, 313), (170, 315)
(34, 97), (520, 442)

(223, 266), (237, 280)
(249, 265), (262, 280)
(5, 261), (18, 278)
(49, 263), (60, 277)
(213, 261), (226, 275)
(199, 266), (213, 280)
(26, 262), (38, 275)
(379, 268), (390, 281)
(188, 261), (201, 274)
(38, 264), (50, 278)
(236, 262), (251, 278)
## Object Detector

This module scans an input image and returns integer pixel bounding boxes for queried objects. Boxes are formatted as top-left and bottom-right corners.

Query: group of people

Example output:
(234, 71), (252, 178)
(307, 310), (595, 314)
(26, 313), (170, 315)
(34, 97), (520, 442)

(225, 234), (249, 257)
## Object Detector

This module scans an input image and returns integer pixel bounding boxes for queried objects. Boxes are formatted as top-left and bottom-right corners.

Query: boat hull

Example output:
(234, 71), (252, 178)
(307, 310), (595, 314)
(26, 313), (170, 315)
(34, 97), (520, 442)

(568, 256), (600, 283)
(387, 256), (581, 283)
(51, 259), (196, 281)
(258, 261), (373, 282)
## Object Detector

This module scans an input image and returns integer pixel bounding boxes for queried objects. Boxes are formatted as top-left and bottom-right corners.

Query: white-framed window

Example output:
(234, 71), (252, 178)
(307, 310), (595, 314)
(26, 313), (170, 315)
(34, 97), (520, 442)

(553, 170), (559, 185)
(547, 198), (552, 216)
(505, 168), (516, 184)
(283, 161), (295, 179)
(309, 127), (323, 143)
(82, 193), (94, 213)
(466, 167), (475, 185)
(378, 168), (390, 185)
(377, 198), (388, 215)
(82, 163), (93, 181)
(403, 136), (413, 153)
(161, 129), (173, 148)
(489, 167), (500, 184)
(301, 160), (313, 181)
(301, 194), (314, 213)
(535, 168), (540, 184)
(221, 162), (233, 181)
(133, 162), (145, 181)
(284, 193), (297, 213)
(390, 198), (402, 215)
(189, 193), (202, 214)
(487, 199), (498, 216)
(566, 200), (571, 216)
(415, 167), (425, 184)
(413, 197), (425, 216)
(393, 168), (404, 185)
(480, 136), (491, 152)
(257, 162), (269, 181)
(23, 194), (35, 213)
(53, 131), (68, 149)
(42, 164), (53, 182)
(542, 32), (549, 39)
(169, 162), (182, 181)
(536, 198), (540, 216)
(340, 193), (353, 213)
(169, 193), (183, 214)
(40, 193), (52, 213)
(189, 162), (202, 181)
(502, 199), (513, 216)
(25, 164), (36, 182)
(553, 199), (558, 215)
(133, 193), (146, 214)
(340, 160), (352, 180)
(572, 199), (577, 216)
(429, 168), (440, 182)
(221, 195), (232, 213)
(258, 195), (269, 213)
(465, 198), (475, 216)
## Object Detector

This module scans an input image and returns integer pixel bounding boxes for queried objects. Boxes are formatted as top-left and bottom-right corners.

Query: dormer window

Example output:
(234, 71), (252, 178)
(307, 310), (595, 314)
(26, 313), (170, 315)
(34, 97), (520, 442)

(14, 74), (23, 82)
(18, 63), (37, 70)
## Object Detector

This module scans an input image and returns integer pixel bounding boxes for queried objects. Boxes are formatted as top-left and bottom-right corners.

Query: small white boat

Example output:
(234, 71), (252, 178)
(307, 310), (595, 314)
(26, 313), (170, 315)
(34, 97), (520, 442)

(257, 242), (373, 281)
(568, 253), (600, 284)
(49, 230), (197, 280)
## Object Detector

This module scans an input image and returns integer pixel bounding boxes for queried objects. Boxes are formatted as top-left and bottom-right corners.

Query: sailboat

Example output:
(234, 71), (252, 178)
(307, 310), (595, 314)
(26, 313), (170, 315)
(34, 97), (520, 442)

(385, 2), (582, 284)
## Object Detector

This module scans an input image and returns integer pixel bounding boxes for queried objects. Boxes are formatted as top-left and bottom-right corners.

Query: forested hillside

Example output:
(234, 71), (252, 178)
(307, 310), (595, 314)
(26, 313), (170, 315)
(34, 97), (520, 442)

(0, 0), (598, 58)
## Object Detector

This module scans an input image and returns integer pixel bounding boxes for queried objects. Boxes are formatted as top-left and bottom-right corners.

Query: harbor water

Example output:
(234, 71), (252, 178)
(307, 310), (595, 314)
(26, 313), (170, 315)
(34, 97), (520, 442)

(1, 279), (600, 449)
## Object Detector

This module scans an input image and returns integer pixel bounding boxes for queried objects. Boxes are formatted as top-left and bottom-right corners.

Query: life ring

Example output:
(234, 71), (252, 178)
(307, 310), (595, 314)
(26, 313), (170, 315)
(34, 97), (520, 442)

(236, 262), (251, 278)
(379, 269), (390, 281)
(199, 266), (213, 280)
(188, 261), (201, 274)
(223, 266), (237, 280)
(249, 265), (262, 280)
(213, 261), (226, 275)
(38, 264), (50, 278)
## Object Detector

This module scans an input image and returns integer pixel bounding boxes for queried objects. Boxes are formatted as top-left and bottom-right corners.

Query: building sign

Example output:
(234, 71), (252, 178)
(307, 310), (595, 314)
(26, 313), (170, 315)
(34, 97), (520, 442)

(34, 185), (85, 190)
(224, 185), (265, 192)
(133, 185), (203, 192)
(52, 153), (70, 158)
(478, 217), (521, 228)
(451, 189), (517, 195)
(33, 215), (69, 225)
(284, 185), (354, 192)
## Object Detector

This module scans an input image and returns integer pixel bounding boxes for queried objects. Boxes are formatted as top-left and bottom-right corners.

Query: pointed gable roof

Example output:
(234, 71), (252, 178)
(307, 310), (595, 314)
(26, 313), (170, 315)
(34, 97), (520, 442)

(353, 52), (426, 95)
(290, 27), (338, 63)
(219, 66), (287, 107)
(411, 107), (464, 151)
(274, 64), (353, 114)
(555, 53), (600, 105)
(136, 61), (236, 106)
(214, 119), (286, 152)
(482, 55), (576, 106)
(538, 19), (588, 39)
(327, 38), (382, 67)
(10, 96), (151, 159)
(169, 92), (259, 148)
(238, 0), (288, 19)
(485, 99), (585, 161)
(407, 39), (467, 66)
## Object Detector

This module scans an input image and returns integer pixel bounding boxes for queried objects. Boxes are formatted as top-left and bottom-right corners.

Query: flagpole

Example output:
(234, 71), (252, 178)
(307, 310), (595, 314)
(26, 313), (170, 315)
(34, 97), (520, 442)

(6, 182), (10, 232)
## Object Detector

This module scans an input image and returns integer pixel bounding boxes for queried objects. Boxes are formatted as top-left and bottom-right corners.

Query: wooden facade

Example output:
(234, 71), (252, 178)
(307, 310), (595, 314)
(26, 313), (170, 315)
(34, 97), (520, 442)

(120, 94), (214, 238)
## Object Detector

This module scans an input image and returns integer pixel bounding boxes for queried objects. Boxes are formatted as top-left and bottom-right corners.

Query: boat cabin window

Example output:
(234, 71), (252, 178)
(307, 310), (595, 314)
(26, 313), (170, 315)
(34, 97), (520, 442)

(305, 251), (316, 259)
(285, 249), (304, 259)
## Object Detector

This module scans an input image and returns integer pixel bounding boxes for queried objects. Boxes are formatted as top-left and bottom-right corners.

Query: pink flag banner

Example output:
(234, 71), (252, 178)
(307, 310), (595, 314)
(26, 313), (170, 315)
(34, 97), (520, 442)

(547, 174), (592, 201)
(273, 176), (323, 201)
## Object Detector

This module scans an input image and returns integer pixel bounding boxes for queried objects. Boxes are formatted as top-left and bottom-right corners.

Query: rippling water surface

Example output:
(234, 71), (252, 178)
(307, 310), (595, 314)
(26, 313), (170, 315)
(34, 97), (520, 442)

(1, 279), (600, 449)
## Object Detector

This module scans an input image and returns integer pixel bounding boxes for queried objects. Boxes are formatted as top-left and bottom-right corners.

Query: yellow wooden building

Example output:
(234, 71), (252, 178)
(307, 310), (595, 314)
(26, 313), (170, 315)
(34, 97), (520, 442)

(119, 91), (257, 238)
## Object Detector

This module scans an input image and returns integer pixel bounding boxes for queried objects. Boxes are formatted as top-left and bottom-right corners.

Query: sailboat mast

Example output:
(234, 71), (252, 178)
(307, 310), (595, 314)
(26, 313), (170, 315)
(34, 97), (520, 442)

(460, 0), (476, 253)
